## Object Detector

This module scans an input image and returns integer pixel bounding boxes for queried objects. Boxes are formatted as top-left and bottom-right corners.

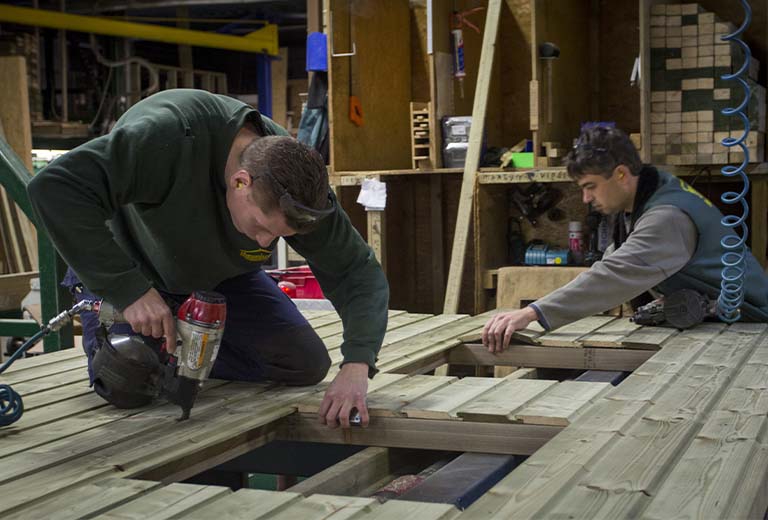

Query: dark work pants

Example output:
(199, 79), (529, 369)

(64, 268), (332, 386)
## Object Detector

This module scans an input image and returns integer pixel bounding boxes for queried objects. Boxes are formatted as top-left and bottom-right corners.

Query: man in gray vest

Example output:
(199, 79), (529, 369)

(483, 126), (768, 352)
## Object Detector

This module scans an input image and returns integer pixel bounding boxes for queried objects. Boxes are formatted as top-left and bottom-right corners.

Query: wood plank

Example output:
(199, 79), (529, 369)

(11, 368), (89, 396)
(313, 310), (406, 338)
(261, 494), (378, 520)
(608, 323), (726, 403)
(99, 483), (232, 520)
(367, 208), (387, 273)
(460, 324), (727, 519)
(0, 384), (305, 515)
(271, 47), (288, 127)
(280, 414), (560, 456)
(537, 316), (617, 347)
(0, 392), (107, 433)
(178, 488), (301, 519)
(0, 270), (37, 311)
(495, 266), (588, 310)
(379, 314), (491, 363)
(455, 379), (557, 423)
(443, 0), (503, 314)
(620, 325), (679, 350)
(361, 500), (460, 519)
(0, 382), (260, 462)
(579, 318), (641, 348)
(545, 325), (766, 518)
(297, 373), (408, 413)
(512, 381), (611, 427)
(366, 374), (457, 417)
(288, 446), (392, 496)
(321, 311), (430, 349)
(752, 178), (768, 268)
(449, 343), (654, 372)
(0, 346), (82, 374)
(1, 356), (87, 385)
(300, 309), (336, 320)
(402, 377), (506, 420)
(21, 380), (92, 410)
(327, 314), (472, 369)
(641, 332), (768, 519)
(4, 478), (160, 520)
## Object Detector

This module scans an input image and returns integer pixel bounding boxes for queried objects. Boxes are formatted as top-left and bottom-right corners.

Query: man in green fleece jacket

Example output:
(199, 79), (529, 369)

(28, 89), (389, 429)
(483, 126), (768, 351)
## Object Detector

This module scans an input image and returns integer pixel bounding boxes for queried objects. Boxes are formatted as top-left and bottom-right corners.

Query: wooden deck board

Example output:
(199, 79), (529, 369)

(462, 322), (768, 519)
(178, 488), (302, 519)
(402, 377), (506, 420)
(455, 379), (557, 423)
(512, 380), (611, 427)
(3, 478), (161, 520)
(99, 483), (234, 520)
(2, 313), (767, 519)
(537, 316), (617, 347)
(579, 317), (641, 347)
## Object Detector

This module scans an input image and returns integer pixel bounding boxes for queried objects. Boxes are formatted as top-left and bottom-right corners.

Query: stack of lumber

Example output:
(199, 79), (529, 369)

(649, 3), (766, 165)
(0, 55), (38, 278)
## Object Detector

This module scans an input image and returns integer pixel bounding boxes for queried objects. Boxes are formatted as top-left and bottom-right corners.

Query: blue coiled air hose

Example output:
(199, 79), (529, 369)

(717, 0), (752, 323)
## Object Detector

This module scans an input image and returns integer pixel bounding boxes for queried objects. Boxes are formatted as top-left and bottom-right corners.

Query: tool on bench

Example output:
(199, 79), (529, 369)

(631, 289), (717, 330)
(0, 291), (225, 427)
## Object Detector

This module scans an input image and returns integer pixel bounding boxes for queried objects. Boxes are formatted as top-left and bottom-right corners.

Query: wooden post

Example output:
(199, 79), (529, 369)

(442, 0), (502, 314)
(639, 0), (652, 163)
(271, 48), (289, 128)
(367, 210), (387, 273)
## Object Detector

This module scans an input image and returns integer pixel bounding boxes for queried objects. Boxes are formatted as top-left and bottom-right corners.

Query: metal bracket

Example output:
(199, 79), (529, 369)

(328, 11), (356, 57)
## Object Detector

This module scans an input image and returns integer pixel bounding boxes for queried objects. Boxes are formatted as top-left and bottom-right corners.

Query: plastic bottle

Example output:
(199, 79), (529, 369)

(568, 221), (584, 264)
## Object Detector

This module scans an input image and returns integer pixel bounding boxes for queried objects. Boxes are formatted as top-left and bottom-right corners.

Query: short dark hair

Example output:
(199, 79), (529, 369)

(565, 126), (642, 180)
(240, 136), (329, 229)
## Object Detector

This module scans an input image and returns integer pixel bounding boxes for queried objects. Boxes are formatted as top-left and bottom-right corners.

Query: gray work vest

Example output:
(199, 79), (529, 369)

(643, 170), (768, 321)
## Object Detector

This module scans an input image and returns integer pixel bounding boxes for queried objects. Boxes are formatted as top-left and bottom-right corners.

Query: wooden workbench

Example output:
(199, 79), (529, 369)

(1, 311), (766, 519)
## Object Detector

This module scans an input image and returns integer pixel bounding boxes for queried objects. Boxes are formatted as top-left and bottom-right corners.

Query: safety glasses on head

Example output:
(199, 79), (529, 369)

(252, 167), (335, 232)
(572, 141), (608, 159)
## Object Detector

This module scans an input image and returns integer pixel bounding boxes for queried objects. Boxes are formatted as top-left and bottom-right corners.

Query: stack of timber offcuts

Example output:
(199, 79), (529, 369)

(649, 3), (766, 166)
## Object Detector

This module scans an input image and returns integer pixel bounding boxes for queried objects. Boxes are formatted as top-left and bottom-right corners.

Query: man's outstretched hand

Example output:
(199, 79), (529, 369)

(482, 306), (538, 353)
(121, 288), (177, 352)
(318, 362), (369, 429)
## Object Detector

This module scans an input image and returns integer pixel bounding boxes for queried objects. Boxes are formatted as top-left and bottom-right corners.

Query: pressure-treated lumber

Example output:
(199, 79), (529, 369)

(443, 0), (503, 314)
(279, 414), (560, 456)
(448, 344), (656, 372)
(462, 323), (768, 519)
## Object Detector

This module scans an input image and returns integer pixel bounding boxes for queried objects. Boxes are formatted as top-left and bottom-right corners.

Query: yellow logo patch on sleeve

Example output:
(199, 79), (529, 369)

(239, 248), (273, 262)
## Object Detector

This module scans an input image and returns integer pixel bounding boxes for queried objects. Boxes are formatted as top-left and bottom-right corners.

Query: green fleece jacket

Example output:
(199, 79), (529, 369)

(28, 89), (389, 373)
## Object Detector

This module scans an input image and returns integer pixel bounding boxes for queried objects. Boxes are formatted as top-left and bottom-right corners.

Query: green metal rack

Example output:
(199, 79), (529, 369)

(0, 135), (73, 352)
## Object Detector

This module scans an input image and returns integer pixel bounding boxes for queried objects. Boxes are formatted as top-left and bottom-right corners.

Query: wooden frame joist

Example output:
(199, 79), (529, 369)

(449, 344), (655, 372)
(277, 413), (561, 456)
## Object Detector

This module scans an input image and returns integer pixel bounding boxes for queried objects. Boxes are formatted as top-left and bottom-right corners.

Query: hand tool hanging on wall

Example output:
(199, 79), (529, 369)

(451, 6), (484, 99)
(348, 0), (363, 126)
